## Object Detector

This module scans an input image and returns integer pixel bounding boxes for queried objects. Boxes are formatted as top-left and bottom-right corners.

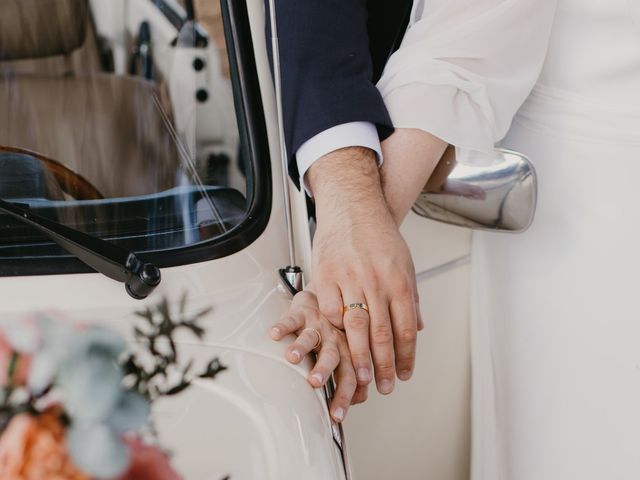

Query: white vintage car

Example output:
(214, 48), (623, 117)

(0, 0), (535, 478)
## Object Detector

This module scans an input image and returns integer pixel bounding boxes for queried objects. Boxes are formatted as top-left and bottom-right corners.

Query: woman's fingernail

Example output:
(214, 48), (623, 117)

(379, 379), (394, 394)
(271, 327), (280, 337)
(311, 372), (324, 386)
(290, 350), (301, 361)
(357, 368), (371, 383)
(398, 370), (412, 381)
(333, 408), (345, 422)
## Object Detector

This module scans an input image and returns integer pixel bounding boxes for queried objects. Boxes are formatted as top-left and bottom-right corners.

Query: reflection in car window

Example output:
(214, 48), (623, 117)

(0, 0), (251, 262)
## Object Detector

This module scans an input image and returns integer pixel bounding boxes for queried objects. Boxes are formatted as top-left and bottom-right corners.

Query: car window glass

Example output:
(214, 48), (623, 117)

(0, 0), (253, 262)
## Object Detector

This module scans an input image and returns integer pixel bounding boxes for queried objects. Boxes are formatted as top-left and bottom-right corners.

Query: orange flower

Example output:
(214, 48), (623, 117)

(118, 437), (181, 480)
(0, 409), (89, 480)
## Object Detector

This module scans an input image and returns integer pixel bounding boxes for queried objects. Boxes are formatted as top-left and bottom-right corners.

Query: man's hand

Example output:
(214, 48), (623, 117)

(307, 147), (422, 395)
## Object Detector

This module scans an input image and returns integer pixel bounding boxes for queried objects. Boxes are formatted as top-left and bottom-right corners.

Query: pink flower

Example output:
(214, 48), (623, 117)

(117, 437), (182, 480)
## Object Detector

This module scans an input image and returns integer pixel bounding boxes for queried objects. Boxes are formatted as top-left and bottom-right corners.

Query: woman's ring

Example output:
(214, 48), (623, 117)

(302, 327), (322, 351)
(343, 303), (369, 314)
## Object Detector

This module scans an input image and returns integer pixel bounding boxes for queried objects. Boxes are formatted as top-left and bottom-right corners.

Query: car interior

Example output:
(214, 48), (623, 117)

(0, 0), (250, 261)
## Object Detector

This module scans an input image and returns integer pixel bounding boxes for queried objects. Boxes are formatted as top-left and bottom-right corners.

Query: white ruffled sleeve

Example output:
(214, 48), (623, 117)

(377, 0), (558, 162)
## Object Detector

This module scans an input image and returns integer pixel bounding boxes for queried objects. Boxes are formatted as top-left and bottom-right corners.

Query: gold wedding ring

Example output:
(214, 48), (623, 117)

(343, 303), (370, 314)
(302, 327), (322, 351)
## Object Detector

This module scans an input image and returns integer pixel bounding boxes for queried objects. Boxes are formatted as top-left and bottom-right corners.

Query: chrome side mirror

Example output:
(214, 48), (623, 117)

(412, 146), (537, 232)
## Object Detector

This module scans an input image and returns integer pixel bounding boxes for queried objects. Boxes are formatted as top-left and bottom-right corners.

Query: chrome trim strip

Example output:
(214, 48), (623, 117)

(415, 254), (471, 283)
(267, 0), (297, 268)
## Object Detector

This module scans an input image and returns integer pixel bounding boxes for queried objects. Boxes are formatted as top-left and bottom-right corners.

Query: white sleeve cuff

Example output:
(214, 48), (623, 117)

(296, 121), (383, 196)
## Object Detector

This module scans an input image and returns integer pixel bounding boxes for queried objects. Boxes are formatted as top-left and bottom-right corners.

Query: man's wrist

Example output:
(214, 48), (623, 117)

(308, 147), (391, 223)
(296, 122), (383, 195)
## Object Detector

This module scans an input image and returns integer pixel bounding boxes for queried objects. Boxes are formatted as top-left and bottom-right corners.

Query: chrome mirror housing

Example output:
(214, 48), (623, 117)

(412, 146), (537, 233)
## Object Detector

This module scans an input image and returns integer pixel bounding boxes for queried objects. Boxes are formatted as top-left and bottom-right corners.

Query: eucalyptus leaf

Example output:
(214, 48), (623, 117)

(36, 317), (77, 356)
(67, 423), (129, 479)
(77, 327), (127, 358)
(107, 391), (150, 433)
(58, 346), (123, 422)
(28, 318), (93, 394)
(27, 352), (57, 394)
(4, 322), (41, 353)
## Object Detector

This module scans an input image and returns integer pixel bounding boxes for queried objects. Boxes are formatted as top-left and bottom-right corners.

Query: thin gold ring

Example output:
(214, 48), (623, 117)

(343, 303), (369, 314)
(302, 327), (322, 351)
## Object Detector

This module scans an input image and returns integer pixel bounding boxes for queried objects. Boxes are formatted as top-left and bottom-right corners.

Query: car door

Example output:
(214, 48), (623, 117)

(248, 0), (475, 475)
(0, 0), (348, 478)
(346, 218), (472, 480)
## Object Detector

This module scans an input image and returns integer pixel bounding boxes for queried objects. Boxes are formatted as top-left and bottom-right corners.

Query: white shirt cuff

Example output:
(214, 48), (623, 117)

(296, 121), (383, 196)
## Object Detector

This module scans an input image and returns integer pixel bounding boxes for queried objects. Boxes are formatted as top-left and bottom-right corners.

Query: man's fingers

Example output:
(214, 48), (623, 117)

(340, 286), (373, 386)
(285, 328), (322, 364)
(316, 282), (345, 330)
(330, 339), (358, 422)
(390, 293), (418, 381)
(351, 384), (369, 405)
(414, 280), (425, 331)
(368, 298), (396, 395)
(292, 289), (320, 309)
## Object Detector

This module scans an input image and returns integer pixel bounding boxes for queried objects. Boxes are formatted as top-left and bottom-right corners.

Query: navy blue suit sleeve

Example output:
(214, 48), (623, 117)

(265, 0), (394, 188)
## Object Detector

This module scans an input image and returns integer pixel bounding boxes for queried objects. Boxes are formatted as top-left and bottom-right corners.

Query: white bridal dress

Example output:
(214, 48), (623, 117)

(378, 0), (640, 478)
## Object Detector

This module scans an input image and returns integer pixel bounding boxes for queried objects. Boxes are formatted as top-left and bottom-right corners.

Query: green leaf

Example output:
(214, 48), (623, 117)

(106, 391), (150, 433)
(182, 359), (194, 376)
(67, 423), (129, 479)
(193, 306), (213, 320)
(199, 358), (228, 379)
(163, 381), (190, 396)
(183, 321), (205, 339)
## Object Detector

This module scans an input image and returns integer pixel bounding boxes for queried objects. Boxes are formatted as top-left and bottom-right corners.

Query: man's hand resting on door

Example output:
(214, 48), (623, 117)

(305, 146), (422, 396)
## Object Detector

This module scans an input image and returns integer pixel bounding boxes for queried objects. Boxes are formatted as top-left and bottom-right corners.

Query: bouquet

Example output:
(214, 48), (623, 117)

(0, 298), (226, 479)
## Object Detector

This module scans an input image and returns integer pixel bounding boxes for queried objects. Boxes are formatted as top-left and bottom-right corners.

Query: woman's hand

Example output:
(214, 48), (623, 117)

(270, 291), (366, 423)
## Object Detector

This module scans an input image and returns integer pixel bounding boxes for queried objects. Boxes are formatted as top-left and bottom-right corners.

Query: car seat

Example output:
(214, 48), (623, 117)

(0, 0), (183, 198)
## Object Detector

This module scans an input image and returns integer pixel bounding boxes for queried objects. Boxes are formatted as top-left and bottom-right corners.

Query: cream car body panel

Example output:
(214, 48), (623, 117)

(0, 0), (346, 477)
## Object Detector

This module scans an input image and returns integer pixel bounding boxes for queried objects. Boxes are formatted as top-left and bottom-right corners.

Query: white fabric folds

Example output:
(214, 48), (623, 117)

(377, 0), (558, 163)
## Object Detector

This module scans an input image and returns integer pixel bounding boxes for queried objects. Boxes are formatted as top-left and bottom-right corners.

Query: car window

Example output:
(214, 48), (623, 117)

(0, 0), (267, 272)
